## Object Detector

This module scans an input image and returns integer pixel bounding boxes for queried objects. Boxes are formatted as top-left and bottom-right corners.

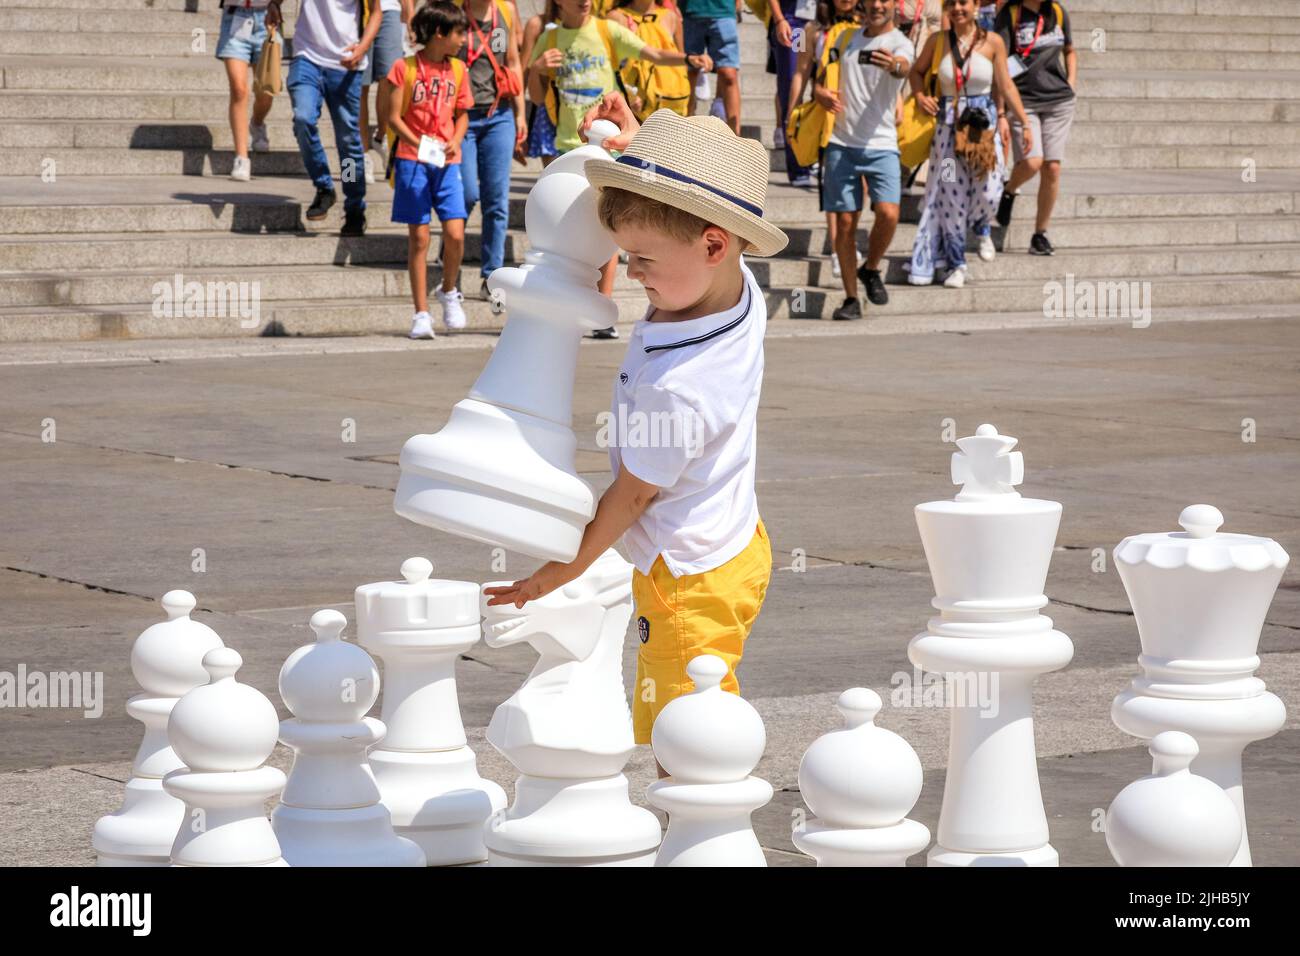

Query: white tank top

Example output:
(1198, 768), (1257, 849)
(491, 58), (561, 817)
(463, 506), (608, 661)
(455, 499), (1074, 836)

(939, 50), (993, 96)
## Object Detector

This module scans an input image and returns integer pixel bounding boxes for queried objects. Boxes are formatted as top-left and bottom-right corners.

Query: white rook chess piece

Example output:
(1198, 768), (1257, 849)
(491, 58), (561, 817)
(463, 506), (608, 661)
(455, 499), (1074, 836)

(271, 610), (425, 867)
(480, 549), (662, 866)
(909, 424), (1074, 867)
(393, 120), (623, 563)
(646, 655), (773, 867)
(1111, 504), (1288, 867)
(1105, 731), (1242, 867)
(355, 558), (505, 865)
(93, 591), (223, 867)
(792, 688), (930, 867)
(163, 647), (287, 866)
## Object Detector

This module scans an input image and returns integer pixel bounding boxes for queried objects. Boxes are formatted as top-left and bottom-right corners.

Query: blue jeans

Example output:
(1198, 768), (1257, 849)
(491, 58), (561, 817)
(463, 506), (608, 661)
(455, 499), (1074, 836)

(288, 55), (366, 212)
(770, 11), (811, 180)
(461, 107), (516, 278)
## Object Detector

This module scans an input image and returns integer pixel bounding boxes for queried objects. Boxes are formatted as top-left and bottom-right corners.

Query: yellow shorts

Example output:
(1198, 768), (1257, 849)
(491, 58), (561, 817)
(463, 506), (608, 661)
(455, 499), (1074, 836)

(631, 519), (772, 745)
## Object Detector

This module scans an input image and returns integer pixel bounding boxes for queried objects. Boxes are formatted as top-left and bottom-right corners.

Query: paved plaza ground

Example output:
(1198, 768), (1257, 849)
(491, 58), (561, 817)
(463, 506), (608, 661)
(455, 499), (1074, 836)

(1, 315), (1297, 866)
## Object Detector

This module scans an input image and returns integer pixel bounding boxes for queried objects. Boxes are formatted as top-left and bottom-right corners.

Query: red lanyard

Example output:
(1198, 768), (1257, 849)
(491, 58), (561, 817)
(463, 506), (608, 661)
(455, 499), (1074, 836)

(949, 30), (973, 96)
(466, 4), (498, 68)
(1015, 7), (1046, 57)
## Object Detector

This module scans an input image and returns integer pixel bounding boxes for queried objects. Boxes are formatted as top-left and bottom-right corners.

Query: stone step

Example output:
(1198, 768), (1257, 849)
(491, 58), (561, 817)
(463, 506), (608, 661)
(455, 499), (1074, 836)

(5, 269), (1297, 341)
(1069, 0), (1300, 17)
(1078, 98), (1300, 123)
(1086, 30), (1300, 52)
(1069, 122), (1300, 147)
(1078, 70), (1300, 100)
(1073, 12), (1300, 36)
(1076, 48), (1300, 70)
(0, 0), (205, 9)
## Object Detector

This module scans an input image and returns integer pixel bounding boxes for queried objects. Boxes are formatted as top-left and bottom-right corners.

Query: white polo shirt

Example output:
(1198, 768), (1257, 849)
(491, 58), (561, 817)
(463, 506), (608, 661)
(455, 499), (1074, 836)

(607, 257), (765, 577)
(293, 0), (368, 72)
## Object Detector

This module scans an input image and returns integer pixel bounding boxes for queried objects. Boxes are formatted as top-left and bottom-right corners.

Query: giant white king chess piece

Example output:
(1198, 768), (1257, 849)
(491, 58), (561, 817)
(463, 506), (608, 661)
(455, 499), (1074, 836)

(393, 121), (622, 563)
(909, 424), (1074, 866)
(479, 548), (662, 866)
(1111, 504), (1288, 866)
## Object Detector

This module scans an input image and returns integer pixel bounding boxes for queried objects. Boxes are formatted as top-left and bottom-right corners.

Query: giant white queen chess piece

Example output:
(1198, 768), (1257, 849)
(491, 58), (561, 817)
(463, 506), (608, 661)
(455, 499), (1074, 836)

(479, 548), (662, 866)
(393, 121), (622, 563)
(908, 424), (1074, 866)
(1110, 504), (1288, 866)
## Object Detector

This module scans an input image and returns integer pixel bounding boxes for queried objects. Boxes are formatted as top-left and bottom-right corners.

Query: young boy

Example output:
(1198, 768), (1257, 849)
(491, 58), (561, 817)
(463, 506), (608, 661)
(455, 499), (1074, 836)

(485, 99), (788, 758)
(386, 1), (474, 338)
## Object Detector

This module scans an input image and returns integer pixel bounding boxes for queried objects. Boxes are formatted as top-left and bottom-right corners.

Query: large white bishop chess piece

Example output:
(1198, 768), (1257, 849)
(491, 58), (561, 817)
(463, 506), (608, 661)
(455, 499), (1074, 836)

(270, 610), (425, 866)
(792, 688), (930, 867)
(355, 558), (506, 866)
(93, 591), (223, 866)
(393, 120), (623, 563)
(479, 548), (661, 866)
(162, 648), (287, 866)
(646, 655), (773, 867)
(909, 424), (1074, 867)
(1111, 504), (1288, 867)
(1105, 731), (1242, 867)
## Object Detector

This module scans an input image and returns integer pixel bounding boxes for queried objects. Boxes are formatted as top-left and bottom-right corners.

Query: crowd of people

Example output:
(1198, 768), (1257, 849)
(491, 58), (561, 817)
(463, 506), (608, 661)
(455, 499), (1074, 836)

(212, 0), (1076, 331)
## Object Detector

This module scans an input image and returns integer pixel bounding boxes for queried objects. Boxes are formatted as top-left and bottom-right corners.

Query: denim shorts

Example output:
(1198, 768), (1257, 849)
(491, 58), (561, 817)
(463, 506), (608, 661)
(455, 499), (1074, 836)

(683, 15), (740, 70)
(822, 144), (903, 211)
(215, 7), (269, 65)
(392, 158), (468, 225)
(362, 9), (405, 85)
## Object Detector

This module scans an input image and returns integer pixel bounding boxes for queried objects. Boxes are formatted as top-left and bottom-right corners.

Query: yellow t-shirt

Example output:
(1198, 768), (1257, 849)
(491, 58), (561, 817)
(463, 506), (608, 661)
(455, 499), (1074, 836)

(531, 17), (646, 153)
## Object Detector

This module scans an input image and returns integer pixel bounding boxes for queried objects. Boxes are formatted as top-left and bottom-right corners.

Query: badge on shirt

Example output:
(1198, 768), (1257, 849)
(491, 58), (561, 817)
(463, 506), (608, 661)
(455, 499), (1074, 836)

(637, 616), (650, 644)
(1007, 54), (1027, 79)
(418, 135), (446, 168)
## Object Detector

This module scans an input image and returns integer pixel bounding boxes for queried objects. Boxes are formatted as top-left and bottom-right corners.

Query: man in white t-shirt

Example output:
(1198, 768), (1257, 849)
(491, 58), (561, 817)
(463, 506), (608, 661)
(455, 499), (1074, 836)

(283, 0), (383, 236)
(818, 0), (913, 320)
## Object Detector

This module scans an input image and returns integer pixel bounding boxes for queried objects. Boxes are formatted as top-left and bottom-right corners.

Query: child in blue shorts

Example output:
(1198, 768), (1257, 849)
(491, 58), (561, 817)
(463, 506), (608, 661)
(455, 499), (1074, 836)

(386, 2), (474, 338)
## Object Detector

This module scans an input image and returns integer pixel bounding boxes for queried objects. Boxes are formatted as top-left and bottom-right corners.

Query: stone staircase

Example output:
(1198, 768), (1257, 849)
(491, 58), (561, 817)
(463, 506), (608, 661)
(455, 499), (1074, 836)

(0, 0), (1298, 340)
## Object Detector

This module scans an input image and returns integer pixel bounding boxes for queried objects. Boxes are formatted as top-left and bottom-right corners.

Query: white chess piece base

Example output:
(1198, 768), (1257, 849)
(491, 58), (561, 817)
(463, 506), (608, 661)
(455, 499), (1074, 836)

(163, 766), (287, 867)
(928, 844), (1060, 867)
(370, 747), (508, 865)
(485, 773), (661, 867)
(93, 776), (185, 867)
(793, 818), (931, 867)
(646, 776), (773, 867)
(271, 803), (426, 867)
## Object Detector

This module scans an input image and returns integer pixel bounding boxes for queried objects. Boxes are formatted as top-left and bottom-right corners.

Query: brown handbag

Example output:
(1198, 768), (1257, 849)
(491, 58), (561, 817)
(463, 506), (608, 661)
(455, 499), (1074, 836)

(954, 117), (997, 176)
(253, 23), (283, 97)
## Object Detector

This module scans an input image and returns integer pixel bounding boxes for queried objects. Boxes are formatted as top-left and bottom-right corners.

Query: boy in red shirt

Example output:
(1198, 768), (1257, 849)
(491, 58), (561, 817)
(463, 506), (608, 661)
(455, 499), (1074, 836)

(386, 2), (473, 338)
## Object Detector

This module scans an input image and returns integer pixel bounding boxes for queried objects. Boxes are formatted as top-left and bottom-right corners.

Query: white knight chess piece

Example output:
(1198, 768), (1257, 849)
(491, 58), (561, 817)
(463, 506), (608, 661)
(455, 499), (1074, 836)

(480, 548), (662, 866)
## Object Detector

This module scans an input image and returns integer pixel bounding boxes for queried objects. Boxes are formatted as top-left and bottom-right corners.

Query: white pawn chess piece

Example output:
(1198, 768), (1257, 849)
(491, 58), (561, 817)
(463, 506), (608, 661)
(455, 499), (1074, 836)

(93, 590), (223, 866)
(355, 557), (505, 865)
(646, 655), (773, 867)
(480, 549), (662, 866)
(1111, 504), (1288, 867)
(163, 647), (287, 866)
(271, 610), (425, 866)
(393, 120), (623, 563)
(909, 424), (1074, 867)
(793, 688), (930, 867)
(1105, 731), (1242, 867)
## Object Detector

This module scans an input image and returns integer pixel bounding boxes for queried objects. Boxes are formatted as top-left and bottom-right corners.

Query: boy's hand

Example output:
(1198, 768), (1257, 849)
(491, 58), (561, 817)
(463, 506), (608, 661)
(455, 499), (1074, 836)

(445, 138), (462, 164)
(484, 560), (582, 608)
(686, 52), (712, 73)
(340, 43), (368, 70)
(266, 0), (283, 29)
(580, 91), (640, 151)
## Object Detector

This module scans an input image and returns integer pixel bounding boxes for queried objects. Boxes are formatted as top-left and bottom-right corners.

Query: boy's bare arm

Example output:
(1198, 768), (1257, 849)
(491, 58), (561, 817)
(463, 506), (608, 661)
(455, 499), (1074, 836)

(386, 79), (421, 149)
(640, 45), (711, 72)
(483, 468), (660, 607)
(447, 109), (470, 162)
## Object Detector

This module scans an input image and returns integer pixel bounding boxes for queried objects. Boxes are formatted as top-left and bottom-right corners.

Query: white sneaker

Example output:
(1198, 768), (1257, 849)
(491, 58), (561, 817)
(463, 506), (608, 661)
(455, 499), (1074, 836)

(830, 254), (841, 279)
(363, 152), (376, 184)
(978, 235), (996, 262)
(230, 155), (251, 181)
(856, 247), (866, 267)
(943, 265), (967, 289)
(250, 123), (270, 153)
(435, 287), (467, 330)
(790, 173), (813, 187)
(409, 311), (435, 339)
(773, 126), (786, 150)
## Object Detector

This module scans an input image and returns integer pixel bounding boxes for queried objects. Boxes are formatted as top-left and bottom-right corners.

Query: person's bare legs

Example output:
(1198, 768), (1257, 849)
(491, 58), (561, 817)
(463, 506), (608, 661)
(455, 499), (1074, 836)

(441, 218), (466, 293)
(408, 223), (431, 314)
(224, 58), (253, 157)
(835, 210), (862, 298)
(251, 86), (273, 131)
(717, 67), (741, 134)
(1004, 155), (1042, 198)
(1035, 160), (1061, 233)
(374, 82), (392, 150)
(599, 252), (618, 296)
(865, 201), (899, 272)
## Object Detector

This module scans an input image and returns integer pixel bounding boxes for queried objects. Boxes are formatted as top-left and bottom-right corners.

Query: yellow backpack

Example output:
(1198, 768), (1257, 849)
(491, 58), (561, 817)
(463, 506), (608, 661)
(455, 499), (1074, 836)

(897, 30), (944, 168)
(385, 54), (469, 184)
(616, 6), (690, 119)
(539, 17), (626, 127)
(785, 24), (856, 168)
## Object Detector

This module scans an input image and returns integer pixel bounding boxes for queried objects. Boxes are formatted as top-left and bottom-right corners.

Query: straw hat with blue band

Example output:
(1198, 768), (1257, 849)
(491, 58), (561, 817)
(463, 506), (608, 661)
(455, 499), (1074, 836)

(583, 110), (790, 258)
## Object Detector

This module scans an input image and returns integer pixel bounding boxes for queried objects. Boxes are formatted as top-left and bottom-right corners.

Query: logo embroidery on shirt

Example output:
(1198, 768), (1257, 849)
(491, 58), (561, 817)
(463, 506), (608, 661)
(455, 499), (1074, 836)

(637, 616), (650, 643)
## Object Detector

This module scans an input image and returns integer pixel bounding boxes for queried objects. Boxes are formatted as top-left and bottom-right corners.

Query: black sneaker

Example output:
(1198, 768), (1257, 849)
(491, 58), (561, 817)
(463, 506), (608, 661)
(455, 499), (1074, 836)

(857, 266), (889, 306)
(591, 326), (619, 339)
(1029, 231), (1055, 256)
(832, 297), (862, 321)
(306, 188), (336, 221)
(340, 208), (366, 237)
(480, 278), (490, 299)
(996, 190), (1017, 228)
